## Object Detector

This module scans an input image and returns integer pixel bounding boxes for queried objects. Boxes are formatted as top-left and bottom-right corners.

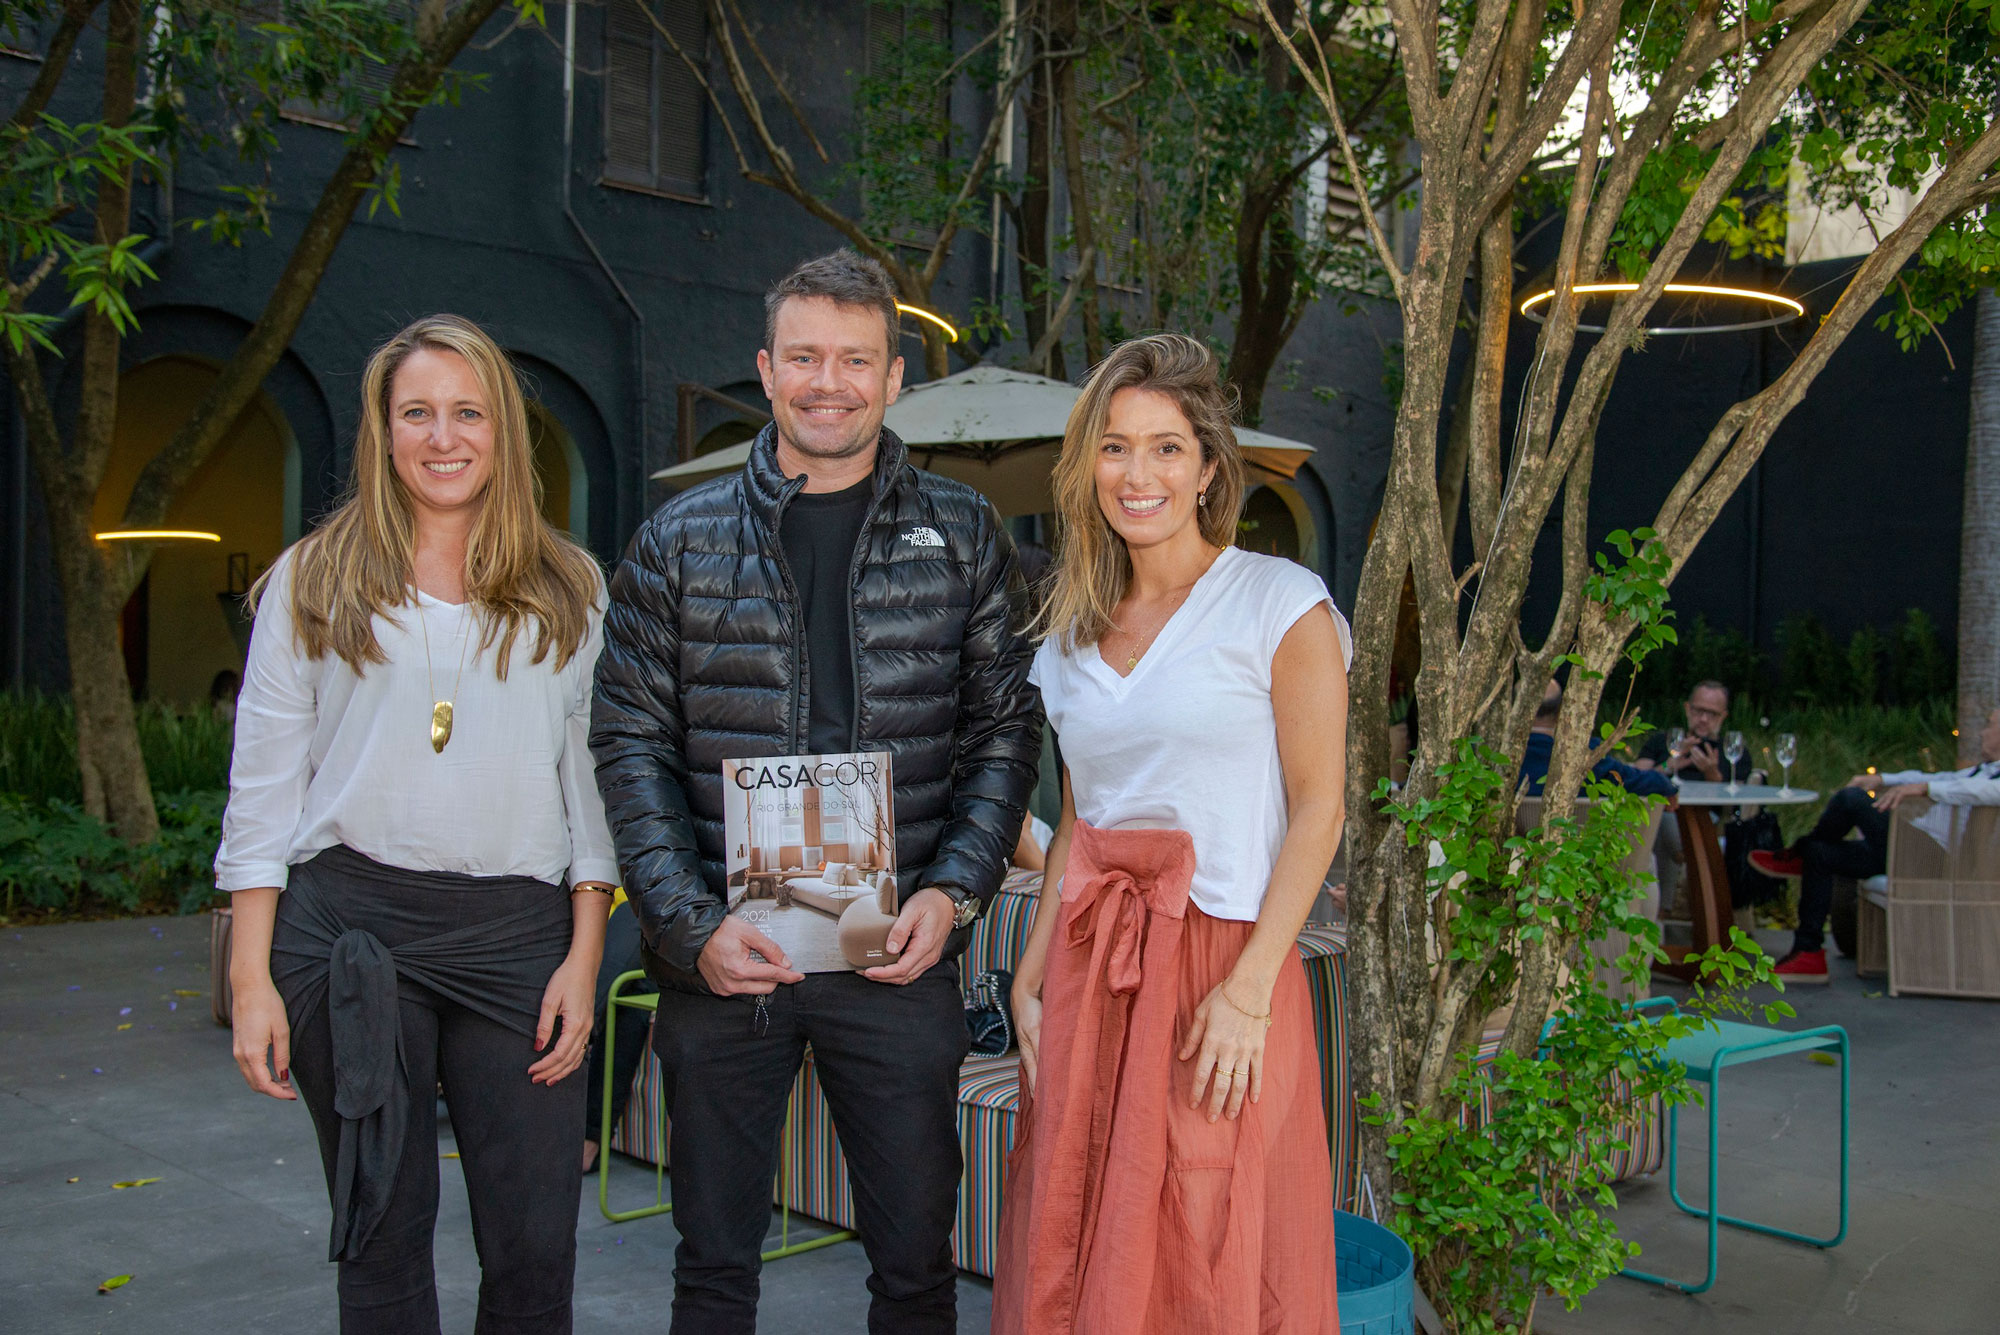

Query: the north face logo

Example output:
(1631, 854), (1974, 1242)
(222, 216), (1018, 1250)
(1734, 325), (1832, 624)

(903, 526), (945, 548)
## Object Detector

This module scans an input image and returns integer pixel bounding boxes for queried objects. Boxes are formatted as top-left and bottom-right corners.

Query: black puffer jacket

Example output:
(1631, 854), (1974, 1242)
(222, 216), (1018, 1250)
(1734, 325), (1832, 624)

(591, 424), (1042, 992)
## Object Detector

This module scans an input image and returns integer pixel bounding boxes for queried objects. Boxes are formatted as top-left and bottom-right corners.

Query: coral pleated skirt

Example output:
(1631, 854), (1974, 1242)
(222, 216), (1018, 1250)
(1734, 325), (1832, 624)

(991, 822), (1339, 1335)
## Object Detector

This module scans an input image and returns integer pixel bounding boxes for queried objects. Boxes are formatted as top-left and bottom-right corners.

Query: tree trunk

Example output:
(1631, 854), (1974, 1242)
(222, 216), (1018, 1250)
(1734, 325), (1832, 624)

(1011, 34), (1059, 377)
(12, 0), (510, 847)
(52, 508), (157, 839)
(1051, 15), (1102, 371)
(1960, 285), (2000, 762)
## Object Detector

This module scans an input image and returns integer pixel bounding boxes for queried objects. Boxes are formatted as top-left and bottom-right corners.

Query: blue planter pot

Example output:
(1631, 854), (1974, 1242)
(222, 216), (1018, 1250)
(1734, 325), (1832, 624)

(1335, 1208), (1416, 1335)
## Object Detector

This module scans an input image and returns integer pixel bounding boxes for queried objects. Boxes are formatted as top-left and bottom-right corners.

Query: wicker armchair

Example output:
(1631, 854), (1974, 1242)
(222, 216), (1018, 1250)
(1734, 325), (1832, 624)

(1872, 797), (2000, 999)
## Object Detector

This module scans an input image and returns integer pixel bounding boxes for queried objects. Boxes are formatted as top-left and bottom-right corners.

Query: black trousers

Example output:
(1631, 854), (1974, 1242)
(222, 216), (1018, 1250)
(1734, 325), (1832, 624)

(651, 968), (970, 1335)
(584, 902), (654, 1140)
(276, 851), (584, 1335)
(1794, 786), (1891, 953)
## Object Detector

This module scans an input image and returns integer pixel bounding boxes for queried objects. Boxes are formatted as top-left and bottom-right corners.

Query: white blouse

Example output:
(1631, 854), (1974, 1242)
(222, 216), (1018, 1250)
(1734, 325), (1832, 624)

(1031, 546), (1351, 922)
(214, 547), (621, 892)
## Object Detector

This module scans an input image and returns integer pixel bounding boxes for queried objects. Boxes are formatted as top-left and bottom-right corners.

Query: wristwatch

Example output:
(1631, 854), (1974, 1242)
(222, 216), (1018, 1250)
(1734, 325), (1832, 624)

(937, 885), (982, 929)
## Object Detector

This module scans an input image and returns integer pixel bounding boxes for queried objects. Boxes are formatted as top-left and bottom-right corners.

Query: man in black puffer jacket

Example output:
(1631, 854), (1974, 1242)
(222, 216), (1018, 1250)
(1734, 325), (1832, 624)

(591, 250), (1040, 1335)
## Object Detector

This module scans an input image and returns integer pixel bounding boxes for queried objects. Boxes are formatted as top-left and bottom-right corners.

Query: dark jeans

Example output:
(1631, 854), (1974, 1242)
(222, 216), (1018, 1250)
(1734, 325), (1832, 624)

(584, 903), (654, 1142)
(652, 967), (970, 1335)
(279, 866), (584, 1335)
(1794, 785), (1891, 953)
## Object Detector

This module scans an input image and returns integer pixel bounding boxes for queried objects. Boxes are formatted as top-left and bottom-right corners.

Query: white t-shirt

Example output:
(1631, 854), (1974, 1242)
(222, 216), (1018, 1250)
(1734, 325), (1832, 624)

(213, 547), (621, 892)
(1031, 546), (1351, 922)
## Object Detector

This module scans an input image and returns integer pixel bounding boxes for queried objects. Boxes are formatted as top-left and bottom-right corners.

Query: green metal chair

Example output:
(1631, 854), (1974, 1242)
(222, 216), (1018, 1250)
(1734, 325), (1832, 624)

(596, 969), (856, 1261)
(1617, 996), (1849, 1295)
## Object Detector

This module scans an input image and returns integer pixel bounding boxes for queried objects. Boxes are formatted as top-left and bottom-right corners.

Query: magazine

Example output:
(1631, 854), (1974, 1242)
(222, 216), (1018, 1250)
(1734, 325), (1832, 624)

(722, 751), (900, 973)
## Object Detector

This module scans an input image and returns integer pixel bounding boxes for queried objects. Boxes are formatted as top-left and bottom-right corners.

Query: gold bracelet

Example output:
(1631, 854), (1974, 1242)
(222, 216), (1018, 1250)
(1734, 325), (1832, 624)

(1219, 986), (1273, 1027)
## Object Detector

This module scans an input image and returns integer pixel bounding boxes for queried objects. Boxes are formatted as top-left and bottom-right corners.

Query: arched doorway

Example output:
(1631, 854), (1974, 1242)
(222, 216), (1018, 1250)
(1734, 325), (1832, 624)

(1240, 481), (1319, 567)
(96, 357), (295, 705)
(528, 401), (587, 538)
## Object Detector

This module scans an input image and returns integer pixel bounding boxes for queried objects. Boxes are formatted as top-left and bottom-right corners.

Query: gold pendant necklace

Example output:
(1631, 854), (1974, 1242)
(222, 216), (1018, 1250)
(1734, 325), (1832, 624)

(416, 591), (473, 753)
(1118, 584), (1196, 672)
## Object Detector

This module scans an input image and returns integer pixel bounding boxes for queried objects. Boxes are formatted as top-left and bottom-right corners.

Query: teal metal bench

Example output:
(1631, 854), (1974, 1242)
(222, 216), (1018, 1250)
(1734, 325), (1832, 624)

(595, 969), (856, 1261)
(1617, 997), (1849, 1295)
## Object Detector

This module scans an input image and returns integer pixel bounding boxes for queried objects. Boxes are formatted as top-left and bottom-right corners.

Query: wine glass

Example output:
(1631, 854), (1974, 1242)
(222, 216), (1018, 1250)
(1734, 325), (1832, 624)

(1665, 727), (1687, 786)
(1775, 733), (1798, 797)
(1723, 730), (1746, 795)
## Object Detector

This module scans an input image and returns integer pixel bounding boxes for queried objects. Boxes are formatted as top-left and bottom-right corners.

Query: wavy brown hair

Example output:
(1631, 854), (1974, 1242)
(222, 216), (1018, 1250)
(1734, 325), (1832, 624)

(252, 314), (602, 677)
(1038, 333), (1247, 651)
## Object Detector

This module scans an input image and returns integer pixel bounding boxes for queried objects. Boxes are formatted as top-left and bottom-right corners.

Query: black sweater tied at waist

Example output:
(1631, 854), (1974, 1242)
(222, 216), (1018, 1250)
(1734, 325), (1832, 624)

(270, 845), (573, 1262)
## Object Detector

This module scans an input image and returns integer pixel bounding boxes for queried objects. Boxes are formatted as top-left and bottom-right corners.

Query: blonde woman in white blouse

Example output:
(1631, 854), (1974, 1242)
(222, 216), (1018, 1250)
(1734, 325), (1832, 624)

(216, 315), (616, 1335)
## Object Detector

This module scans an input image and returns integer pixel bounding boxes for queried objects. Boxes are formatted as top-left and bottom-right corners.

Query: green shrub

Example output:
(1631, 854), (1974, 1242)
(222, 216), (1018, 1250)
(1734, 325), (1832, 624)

(1618, 608), (1953, 719)
(1846, 623), (1884, 708)
(0, 788), (224, 918)
(1373, 742), (1790, 1331)
(1890, 607), (1951, 705)
(1776, 613), (1846, 708)
(0, 691), (232, 805)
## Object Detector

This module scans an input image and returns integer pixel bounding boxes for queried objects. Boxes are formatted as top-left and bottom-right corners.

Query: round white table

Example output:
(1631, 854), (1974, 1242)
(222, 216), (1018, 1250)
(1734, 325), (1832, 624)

(1656, 781), (1818, 980)
(1671, 779), (1819, 809)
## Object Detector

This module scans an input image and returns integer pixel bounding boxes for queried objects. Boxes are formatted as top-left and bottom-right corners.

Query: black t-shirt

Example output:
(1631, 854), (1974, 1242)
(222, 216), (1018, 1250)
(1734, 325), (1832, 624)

(1637, 728), (1752, 783)
(779, 477), (873, 754)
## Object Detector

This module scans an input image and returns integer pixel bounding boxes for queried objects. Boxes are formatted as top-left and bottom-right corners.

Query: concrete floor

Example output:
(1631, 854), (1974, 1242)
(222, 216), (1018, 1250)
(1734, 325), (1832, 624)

(3, 915), (1995, 1333)
(1538, 935), (2000, 1335)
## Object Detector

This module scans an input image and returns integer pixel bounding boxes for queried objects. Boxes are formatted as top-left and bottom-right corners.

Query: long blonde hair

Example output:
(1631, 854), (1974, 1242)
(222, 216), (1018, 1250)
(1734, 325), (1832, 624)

(1038, 334), (1247, 651)
(253, 314), (601, 677)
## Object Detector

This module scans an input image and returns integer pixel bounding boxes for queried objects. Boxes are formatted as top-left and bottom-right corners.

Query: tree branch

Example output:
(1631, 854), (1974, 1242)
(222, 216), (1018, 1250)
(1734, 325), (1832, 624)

(1026, 242), (1093, 374)
(1254, 0), (1405, 300)
(724, 0), (829, 164)
(1472, 0), (1625, 231)
(7, 0), (100, 130)
(634, 0), (753, 175)
(72, 0), (143, 499)
(1659, 123), (2000, 558)
(120, 0), (511, 554)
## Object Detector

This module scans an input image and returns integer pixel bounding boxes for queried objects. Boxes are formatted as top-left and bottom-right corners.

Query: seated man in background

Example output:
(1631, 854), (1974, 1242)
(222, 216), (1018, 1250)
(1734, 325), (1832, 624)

(1749, 706), (2000, 984)
(1521, 681), (1678, 799)
(1633, 680), (1751, 784)
(1634, 680), (1751, 915)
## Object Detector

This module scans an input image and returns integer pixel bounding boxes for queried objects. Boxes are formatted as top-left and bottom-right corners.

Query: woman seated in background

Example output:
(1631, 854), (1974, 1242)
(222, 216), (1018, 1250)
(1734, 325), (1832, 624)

(218, 314), (617, 1335)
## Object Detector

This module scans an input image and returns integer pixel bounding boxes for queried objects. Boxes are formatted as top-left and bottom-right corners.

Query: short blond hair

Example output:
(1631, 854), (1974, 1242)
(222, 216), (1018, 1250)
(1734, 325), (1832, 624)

(1038, 334), (1246, 651)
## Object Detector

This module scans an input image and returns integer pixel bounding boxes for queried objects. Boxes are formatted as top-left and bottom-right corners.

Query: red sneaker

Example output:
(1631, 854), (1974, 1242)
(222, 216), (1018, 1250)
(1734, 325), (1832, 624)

(1749, 848), (1805, 879)
(1774, 949), (1829, 984)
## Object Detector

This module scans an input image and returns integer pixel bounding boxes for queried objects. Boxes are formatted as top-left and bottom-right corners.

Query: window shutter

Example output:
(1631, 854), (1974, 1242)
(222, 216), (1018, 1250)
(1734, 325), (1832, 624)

(604, 0), (706, 196)
(604, 0), (657, 186)
(653, 0), (706, 196)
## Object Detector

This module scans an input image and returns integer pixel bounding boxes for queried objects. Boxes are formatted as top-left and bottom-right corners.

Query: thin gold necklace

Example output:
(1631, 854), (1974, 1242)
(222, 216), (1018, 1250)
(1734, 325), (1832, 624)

(416, 590), (473, 753)
(1117, 582), (1197, 672)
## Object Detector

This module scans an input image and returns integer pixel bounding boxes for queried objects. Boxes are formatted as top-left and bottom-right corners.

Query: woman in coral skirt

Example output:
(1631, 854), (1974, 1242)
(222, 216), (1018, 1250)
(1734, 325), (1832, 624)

(994, 334), (1351, 1334)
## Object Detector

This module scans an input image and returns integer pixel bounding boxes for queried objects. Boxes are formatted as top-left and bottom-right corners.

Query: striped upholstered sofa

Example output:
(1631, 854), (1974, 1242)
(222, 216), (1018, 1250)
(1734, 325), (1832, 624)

(610, 868), (1662, 1278)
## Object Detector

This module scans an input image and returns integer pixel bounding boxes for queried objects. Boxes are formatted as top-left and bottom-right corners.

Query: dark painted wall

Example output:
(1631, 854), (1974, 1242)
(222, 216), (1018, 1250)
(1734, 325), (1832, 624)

(0, 0), (1024, 691)
(1486, 246), (1968, 666)
(2, 7), (1969, 697)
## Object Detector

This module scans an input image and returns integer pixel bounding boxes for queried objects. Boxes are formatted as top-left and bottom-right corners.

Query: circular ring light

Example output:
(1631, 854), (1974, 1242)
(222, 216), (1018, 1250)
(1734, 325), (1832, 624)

(896, 302), (960, 342)
(1518, 282), (1804, 335)
(94, 529), (222, 543)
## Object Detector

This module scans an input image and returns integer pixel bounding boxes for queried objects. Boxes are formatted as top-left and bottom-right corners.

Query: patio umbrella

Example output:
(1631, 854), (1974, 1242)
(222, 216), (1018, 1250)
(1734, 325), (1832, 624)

(648, 365), (1316, 517)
